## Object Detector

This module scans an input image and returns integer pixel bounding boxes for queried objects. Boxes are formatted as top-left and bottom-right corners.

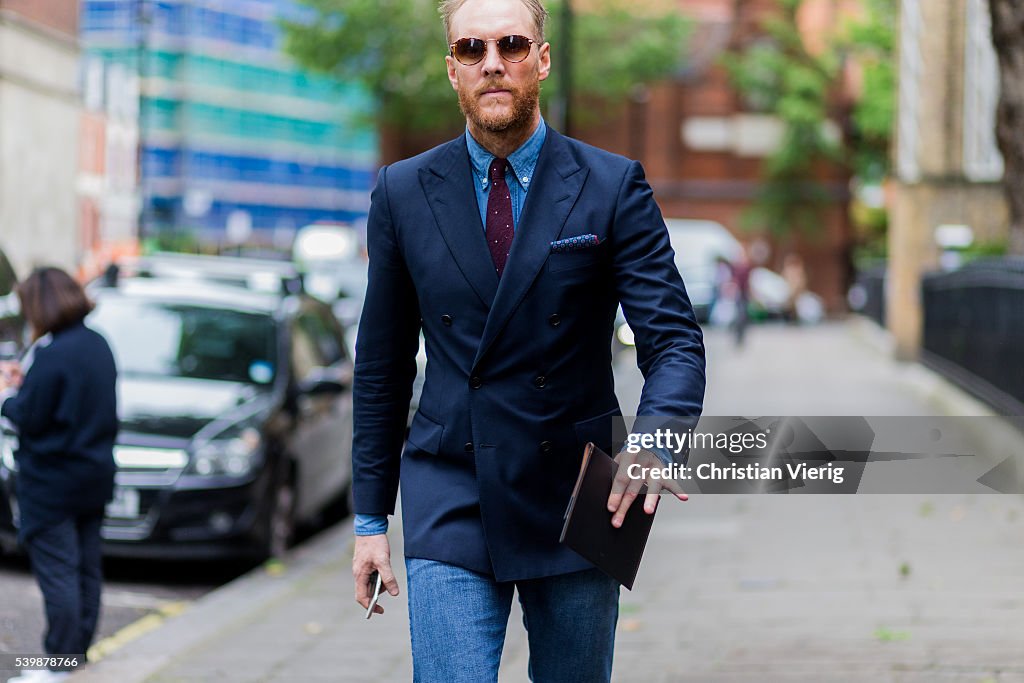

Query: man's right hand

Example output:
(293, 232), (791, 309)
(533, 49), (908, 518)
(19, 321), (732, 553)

(353, 534), (400, 616)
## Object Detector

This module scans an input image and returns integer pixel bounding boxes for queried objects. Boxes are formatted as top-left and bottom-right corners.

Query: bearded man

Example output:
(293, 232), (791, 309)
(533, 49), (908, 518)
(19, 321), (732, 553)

(350, 0), (705, 680)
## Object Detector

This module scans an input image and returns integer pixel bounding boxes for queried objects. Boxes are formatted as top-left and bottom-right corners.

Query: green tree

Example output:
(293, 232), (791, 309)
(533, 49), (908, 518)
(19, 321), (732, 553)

(283, 0), (458, 133)
(547, 0), (689, 104)
(281, 0), (689, 135)
(844, 0), (897, 183)
(724, 0), (896, 239)
(723, 0), (842, 238)
(842, 0), (897, 260)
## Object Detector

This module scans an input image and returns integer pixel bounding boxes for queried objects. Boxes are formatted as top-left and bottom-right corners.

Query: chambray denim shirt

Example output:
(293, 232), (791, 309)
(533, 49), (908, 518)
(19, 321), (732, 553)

(354, 119), (548, 537)
(466, 117), (546, 230)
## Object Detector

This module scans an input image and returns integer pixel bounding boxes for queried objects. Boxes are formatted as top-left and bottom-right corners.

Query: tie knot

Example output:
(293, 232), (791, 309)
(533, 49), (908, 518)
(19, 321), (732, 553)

(489, 158), (507, 182)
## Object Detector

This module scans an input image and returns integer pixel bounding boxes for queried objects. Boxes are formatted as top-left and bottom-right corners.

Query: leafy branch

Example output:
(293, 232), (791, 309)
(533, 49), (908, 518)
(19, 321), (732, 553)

(282, 0), (690, 134)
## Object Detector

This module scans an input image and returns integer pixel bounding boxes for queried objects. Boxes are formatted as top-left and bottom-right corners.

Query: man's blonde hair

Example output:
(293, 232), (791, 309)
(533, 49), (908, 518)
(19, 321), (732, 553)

(439, 0), (548, 45)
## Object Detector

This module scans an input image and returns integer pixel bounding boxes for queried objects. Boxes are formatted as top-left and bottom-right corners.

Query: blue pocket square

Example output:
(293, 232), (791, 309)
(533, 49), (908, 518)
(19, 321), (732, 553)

(550, 234), (601, 253)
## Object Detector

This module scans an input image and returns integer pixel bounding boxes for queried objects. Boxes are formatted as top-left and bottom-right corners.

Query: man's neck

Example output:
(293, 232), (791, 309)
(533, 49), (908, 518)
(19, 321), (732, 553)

(468, 111), (542, 160)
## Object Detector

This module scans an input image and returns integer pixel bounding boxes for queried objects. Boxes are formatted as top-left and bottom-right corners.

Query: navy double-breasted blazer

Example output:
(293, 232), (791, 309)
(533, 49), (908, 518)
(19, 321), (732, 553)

(352, 126), (705, 581)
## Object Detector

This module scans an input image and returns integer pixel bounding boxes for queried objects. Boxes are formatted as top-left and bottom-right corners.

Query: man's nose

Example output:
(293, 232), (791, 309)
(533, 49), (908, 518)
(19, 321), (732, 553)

(481, 41), (505, 76)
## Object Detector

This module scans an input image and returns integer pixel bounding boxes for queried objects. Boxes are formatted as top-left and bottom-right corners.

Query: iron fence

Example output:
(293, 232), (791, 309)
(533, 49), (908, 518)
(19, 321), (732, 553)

(922, 257), (1024, 414)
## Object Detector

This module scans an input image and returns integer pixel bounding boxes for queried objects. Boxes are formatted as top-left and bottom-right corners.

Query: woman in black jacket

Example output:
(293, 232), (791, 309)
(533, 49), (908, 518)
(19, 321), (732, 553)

(0, 267), (117, 682)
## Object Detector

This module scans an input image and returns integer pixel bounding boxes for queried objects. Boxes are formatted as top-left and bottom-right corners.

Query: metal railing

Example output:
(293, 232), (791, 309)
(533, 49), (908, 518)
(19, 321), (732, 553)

(922, 257), (1024, 414)
(851, 261), (887, 327)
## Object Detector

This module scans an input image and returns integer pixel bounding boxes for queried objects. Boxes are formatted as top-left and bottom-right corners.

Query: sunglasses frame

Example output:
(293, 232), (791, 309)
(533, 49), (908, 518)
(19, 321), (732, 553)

(449, 35), (537, 66)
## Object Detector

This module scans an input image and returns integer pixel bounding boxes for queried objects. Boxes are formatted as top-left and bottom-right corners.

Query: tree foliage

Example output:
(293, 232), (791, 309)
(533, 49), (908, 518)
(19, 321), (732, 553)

(844, 0), (897, 183)
(546, 0), (690, 103)
(281, 0), (689, 133)
(725, 0), (896, 238)
(282, 0), (458, 132)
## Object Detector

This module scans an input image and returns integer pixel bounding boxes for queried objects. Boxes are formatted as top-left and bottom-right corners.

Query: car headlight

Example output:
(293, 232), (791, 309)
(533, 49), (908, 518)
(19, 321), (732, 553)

(189, 427), (262, 477)
(1, 433), (17, 472)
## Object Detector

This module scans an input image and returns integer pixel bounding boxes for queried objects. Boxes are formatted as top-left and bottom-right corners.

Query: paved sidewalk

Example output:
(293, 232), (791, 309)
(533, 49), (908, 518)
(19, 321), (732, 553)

(62, 322), (1024, 682)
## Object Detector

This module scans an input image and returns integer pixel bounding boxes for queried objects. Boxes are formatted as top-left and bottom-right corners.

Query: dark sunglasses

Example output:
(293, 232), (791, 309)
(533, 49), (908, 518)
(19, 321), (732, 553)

(449, 35), (535, 66)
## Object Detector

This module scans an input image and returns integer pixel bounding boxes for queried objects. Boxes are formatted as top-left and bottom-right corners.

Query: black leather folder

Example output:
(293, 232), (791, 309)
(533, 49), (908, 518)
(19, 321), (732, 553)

(559, 442), (655, 590)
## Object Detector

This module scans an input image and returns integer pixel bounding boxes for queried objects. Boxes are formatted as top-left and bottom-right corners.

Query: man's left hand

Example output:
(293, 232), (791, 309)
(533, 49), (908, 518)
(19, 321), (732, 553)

(607, 449), (688, 528)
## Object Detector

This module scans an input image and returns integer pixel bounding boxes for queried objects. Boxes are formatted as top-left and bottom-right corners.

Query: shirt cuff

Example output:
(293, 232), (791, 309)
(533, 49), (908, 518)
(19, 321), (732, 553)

(354, 513), (388, 536)
(631, 439), (675, 467)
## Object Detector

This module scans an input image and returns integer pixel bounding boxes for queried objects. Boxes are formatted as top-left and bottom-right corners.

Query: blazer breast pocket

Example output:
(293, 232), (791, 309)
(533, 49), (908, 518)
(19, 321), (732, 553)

(547, 239), (606, 273)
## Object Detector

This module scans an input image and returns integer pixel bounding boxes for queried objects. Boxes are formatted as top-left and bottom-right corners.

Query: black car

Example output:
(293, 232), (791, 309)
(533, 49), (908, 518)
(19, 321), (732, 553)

(0, 246), (22, 357)
(0, 255), (354, 560)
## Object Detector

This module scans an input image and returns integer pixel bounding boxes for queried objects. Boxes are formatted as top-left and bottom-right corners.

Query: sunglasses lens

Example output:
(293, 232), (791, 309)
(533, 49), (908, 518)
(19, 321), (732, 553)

(454, 38), (486, 65)
(498, 35), (531, 62)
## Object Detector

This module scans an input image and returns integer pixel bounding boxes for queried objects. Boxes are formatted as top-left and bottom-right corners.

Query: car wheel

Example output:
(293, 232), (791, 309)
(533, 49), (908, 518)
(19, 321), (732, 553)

(265, 476), (296, 560)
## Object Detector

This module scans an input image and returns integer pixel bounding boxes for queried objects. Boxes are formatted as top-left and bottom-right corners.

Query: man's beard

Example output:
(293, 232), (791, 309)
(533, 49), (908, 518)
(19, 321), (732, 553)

(458, 77), (540, 134)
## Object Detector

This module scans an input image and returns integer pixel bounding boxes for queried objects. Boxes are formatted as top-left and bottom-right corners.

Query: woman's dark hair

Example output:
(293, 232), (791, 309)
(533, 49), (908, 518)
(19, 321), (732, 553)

(16, 267), (94, 341)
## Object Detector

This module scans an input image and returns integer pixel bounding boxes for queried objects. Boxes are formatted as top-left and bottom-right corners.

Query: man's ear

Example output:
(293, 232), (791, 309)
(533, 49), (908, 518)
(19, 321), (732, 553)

(446, 55), (459, 91)
(537, 42), (551, 82)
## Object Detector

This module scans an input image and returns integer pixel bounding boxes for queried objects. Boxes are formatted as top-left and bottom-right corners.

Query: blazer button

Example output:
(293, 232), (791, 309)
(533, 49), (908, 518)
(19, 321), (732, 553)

(441, 314), (453, 326)
(464, 442), (474, 452)
(540, 440), (553, 453)
(534, 375), (546, 388)
(548, 313), (561, 327)
(470, 376), (483, 389)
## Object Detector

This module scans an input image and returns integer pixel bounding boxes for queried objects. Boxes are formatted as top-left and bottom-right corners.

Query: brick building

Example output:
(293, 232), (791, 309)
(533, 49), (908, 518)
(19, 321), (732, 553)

(80, 0), (378, 248)
(888, 0), (1007, 359)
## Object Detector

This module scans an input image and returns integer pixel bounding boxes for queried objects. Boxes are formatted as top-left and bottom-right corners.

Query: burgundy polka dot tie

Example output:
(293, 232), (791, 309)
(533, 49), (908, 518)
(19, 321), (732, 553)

(486, 157), (514, 277)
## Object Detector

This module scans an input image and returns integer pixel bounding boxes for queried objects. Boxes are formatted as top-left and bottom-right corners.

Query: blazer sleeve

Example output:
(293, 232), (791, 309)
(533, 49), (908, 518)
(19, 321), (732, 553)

(609, 160), (706, 419)
(1, 349), (64, 438)
(351, 166), (422, 516)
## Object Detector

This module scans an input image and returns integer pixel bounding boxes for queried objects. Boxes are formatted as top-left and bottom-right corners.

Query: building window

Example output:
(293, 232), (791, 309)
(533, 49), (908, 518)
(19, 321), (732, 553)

(963, 0), (1004, 182)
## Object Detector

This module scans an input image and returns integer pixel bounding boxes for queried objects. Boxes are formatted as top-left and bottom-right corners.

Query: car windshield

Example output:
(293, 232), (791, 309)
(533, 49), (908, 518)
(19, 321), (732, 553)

(89, 297), (277, 385)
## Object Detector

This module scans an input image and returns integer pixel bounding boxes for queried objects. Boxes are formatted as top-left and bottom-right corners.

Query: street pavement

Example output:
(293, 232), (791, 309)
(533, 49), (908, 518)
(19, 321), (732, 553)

(0, 554), (248, 668)
(47, 321), (1024, 682)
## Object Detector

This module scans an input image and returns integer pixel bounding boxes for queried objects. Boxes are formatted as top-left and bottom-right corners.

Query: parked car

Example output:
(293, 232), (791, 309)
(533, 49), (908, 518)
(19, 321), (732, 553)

(292, 222), (367, 327)
(0, 246), (22, 357)
(321, 259), (425, 427)
(0, 254), (354, 560)
(330, 258), (369, 330)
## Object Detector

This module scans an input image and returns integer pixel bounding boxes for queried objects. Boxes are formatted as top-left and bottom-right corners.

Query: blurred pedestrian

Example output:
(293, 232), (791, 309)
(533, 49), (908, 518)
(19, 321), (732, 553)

(729, 247), (753, 347)
(782, 253), (808, 323)
(709, 254), (733, 323)
(351, 0), (704, 680)
(0, 267), (118, 683)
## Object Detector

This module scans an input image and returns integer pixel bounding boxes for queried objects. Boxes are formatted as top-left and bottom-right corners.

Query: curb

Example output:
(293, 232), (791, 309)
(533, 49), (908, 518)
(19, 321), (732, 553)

(69, 520), (354, 683)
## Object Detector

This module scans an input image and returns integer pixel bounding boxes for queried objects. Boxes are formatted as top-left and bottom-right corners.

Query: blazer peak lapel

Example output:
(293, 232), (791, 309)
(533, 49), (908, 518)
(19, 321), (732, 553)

(419, 139), (499, 309)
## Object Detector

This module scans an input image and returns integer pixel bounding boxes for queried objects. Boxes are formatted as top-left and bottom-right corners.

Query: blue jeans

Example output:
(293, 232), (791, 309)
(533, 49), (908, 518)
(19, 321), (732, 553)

(406, 558), (620, 683)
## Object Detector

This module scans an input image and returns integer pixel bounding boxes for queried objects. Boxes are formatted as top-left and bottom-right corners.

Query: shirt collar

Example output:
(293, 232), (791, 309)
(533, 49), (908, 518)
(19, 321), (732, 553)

(466, 117), (547, 191)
